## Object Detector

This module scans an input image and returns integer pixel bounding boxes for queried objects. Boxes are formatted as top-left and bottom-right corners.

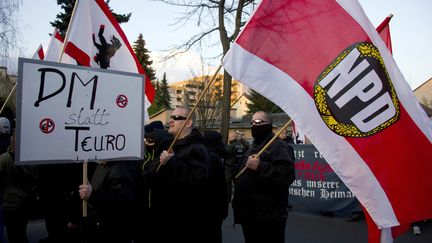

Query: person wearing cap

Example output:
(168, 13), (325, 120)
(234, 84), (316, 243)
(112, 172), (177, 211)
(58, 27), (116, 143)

(232, 111), (295, 243)
(134, 120), (172, 243)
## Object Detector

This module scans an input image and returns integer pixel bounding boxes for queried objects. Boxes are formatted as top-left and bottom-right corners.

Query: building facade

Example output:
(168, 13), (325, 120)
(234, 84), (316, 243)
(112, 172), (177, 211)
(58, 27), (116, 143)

(167, 74), (249, 119)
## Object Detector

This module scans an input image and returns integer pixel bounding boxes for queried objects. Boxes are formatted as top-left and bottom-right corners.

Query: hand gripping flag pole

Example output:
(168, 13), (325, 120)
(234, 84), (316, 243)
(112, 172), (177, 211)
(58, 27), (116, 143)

(156, 64), (223, 172)
(234, 119), (293, 179)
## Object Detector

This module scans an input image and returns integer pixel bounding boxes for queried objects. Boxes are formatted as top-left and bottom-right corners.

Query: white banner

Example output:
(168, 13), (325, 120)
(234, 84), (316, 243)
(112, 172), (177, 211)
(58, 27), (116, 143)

(16, 58), (144, 164)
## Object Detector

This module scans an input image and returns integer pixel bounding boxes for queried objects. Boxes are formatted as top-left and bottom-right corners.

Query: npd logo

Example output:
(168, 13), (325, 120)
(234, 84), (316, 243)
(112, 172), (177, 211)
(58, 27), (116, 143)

(314, 42), (400, 137)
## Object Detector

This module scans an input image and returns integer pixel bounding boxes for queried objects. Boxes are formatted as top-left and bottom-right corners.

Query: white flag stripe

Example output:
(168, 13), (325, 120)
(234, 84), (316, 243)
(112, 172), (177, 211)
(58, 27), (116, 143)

(44, 29), (63, 62)
(223, 43), (399, 228)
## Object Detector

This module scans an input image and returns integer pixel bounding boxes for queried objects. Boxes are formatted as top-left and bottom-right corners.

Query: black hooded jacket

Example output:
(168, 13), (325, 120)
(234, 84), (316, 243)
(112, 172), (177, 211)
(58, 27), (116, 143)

(232, 133), (295, 223)
(148, 128), (211, 225)
(86, 161), (140, 243)
(203, 130), (229, 222)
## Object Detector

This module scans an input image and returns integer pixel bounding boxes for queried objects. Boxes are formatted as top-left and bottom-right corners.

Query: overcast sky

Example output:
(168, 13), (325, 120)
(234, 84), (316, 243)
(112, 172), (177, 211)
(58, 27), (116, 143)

(16, 0), (432, 89)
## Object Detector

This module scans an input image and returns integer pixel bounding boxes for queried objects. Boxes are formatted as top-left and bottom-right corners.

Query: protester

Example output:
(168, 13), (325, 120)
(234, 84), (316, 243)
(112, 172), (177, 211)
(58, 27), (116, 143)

(146, 106), (211, 243)
(0, 130), (38, 243)
(37, 163), (82, 243)
(78, 160), (140, 243)
(0, 207), (5, 243)
(225, 131), (248, 202)
(232, 111), (295, 243)
(278, 127), (294, 144)
(0, 117), (11, 154)
(135, 121), (172, 243)
(0, 117), (10, 243)
(203, 130), (229, 243)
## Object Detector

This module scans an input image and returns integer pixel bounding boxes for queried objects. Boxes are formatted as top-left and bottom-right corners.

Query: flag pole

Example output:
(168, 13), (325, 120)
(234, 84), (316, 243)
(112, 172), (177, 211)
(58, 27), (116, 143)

(0, 83), (17, 115)
(58, 0), (80, 62)
(156, 64), (223, 172)
(234, 119), (293, 179)
(230, 93), (244, 109)
(1, 0), (79, 116)
(82, 159), (88, 217)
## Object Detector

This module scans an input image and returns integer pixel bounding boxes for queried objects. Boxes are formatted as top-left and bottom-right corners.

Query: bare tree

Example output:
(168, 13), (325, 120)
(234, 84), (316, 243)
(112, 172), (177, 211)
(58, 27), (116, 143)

(193, 74), (224, 131)
(157, 0), (257, 142)
(0, 0), (21, 68)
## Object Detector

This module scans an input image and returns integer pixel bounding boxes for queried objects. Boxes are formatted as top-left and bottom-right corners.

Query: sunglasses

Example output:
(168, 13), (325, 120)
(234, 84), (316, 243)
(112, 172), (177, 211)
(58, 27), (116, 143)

(251, 119), (270, 125)
(170, 115), (187, 121)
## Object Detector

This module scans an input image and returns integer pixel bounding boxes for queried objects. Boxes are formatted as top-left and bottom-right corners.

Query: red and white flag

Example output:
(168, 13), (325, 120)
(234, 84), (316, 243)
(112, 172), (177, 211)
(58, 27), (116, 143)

(364, 15), (410, 243)
(32, 44), (44, 60)
(61, 0), (155, 113)
(223, 0), (432, 241)
(44, 28), (64, 62)
(376, 15), (393, 54)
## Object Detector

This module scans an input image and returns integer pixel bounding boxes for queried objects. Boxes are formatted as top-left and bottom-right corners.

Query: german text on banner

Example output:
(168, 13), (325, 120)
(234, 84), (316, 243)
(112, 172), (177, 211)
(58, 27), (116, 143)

(61, 0), (155, 112)
(223, 0), (432, 230)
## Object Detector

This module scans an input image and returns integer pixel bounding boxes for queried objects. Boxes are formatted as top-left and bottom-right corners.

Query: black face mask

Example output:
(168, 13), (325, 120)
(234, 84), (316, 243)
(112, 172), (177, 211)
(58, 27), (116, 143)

(251, 123), (272, 143)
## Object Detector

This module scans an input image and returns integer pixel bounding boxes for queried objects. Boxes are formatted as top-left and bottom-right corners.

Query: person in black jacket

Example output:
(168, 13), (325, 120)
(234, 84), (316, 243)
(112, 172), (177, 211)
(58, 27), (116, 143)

(135, 123), (172, 243)
(203, 130), (229, 243)
(232, 111), (295, 243)
(78, 161), (139, 243)
(225, 131), (248, 202)
(0, 131), (38, 243)
(147, 106), (211, 243)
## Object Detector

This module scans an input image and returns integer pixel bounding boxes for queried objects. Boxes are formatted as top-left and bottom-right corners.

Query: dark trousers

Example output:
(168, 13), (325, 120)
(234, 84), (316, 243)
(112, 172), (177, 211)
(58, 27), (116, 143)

(3, 209), (29, 243)
(154, 222), (209, 243)
(241, 220), (286, 243)
(0, 207), (6, 243)
(208, 220), (223, 243)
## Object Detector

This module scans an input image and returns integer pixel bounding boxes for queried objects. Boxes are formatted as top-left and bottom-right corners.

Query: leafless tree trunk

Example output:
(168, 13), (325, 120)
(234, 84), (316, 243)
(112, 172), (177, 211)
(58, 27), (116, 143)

(157, 0), (256, 142)
(0, 0), (22, 68)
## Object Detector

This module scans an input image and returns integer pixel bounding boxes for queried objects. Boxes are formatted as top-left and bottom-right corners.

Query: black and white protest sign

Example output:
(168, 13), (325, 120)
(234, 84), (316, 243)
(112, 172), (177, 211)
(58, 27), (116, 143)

(16, 58), (145, 164)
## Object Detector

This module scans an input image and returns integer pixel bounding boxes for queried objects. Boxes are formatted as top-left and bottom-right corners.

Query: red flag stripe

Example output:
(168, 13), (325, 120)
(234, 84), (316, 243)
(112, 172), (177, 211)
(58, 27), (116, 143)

(65, 42), (91, 67)
(376, 16), (392, 54)
(54, 29), (64, 43)
(237, 0), (367, 96)
(37, 46), (44, 60)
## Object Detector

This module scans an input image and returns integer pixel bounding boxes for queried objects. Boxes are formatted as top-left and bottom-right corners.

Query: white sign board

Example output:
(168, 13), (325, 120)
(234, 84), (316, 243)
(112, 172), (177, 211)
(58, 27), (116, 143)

(16, 58), (145, 164)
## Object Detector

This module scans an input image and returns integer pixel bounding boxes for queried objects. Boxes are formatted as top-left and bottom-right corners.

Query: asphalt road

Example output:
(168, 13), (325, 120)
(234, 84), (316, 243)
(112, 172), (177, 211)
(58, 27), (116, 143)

(23, 210), (432, 243)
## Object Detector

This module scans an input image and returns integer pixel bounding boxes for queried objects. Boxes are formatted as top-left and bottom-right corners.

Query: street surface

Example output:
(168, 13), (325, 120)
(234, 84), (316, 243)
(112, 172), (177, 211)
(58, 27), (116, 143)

(24, 209), (432, 243)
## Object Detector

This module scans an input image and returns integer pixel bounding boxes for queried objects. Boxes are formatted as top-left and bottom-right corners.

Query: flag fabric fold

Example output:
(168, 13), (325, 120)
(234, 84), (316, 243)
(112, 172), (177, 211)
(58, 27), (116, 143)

(223, 0), (431, 240)
(364, 14), (409, 243)
(61, 0), (155, 113)
(376, 15), (393, 54)
(32, 44), (44, 60)
(44, 28), (64, 62)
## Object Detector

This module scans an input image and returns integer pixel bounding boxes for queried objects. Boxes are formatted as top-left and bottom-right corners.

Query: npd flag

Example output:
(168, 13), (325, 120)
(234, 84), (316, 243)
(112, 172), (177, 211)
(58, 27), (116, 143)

(61, 0), (155, 110)
(223, 0), (432, 232)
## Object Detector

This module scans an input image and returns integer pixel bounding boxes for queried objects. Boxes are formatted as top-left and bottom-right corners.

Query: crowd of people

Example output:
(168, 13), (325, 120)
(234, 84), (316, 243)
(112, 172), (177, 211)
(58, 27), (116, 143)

(0, 108), (296, 243)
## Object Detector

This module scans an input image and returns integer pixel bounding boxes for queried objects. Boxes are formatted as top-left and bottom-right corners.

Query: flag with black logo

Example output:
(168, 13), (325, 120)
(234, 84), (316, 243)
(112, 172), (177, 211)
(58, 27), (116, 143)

(223, 0), (432, 241)
(61, 0), (155, 112)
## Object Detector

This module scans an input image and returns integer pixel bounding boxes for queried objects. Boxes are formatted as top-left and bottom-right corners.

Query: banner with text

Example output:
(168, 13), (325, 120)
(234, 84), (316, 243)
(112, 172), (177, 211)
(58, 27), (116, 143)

(289, 144), (358, 216)
(16, 58), (145, 164)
